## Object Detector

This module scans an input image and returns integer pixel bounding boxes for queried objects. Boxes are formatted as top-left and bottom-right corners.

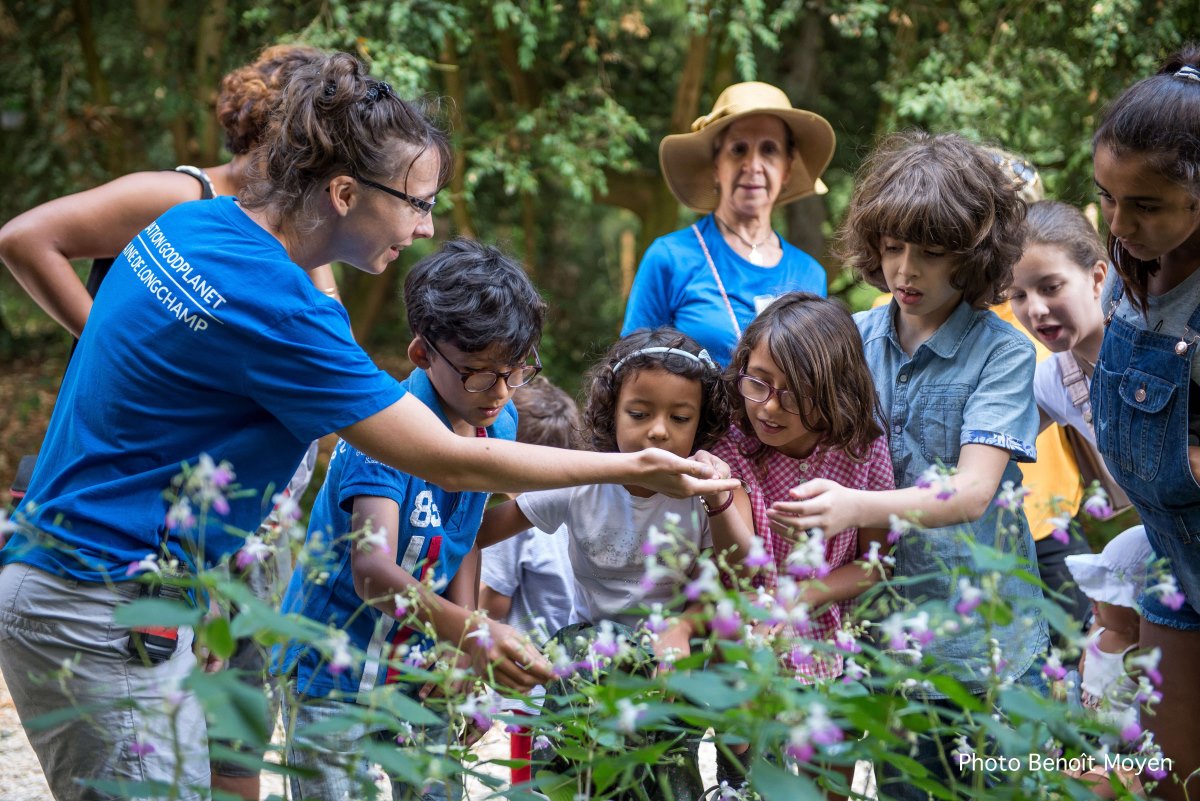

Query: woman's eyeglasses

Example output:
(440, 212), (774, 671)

(355, 175), (437, 217)
(736, 373), (802, 415)
(427, 340), (542, 393)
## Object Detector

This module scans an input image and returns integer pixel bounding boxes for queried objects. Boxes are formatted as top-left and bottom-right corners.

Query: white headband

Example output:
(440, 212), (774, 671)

(1175, 66), (1200, 84)
(611, 346), (718, 375)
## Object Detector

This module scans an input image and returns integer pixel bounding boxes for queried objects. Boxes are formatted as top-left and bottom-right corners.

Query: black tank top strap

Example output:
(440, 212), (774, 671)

(173, 165), (216, 199)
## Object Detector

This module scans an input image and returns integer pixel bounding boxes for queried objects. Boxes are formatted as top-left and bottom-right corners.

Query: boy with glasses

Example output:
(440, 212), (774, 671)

(276, 238), (545, 801)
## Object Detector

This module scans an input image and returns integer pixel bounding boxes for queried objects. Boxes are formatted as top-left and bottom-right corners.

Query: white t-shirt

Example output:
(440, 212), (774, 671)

(481, 524), (579, 640)
(1033, 356), (1096, 446)
(516, 485), (712, 628)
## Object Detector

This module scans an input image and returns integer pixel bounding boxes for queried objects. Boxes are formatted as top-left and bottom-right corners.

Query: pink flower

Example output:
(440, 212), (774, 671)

(1048, 514), (1072, 545)
(834, 629), (861, 654)
(129, 738), (156, 757)
(1120, 720), (1143, 743)
(165, 498), (196, 531)
(234, 535), (271, 571)
(917, 466), (956, 500)
(955, 578), (984, 617)
(466, 620), (494, 652)
(786, 704), (842, 763)
(684, 561), (721, 601)
(743, 536), (773, 568)
(711, 600), (742, 640)
(1149, 574), (1186, 611)
(1041, 650), (1067, 682)
(1082, 487), (1113, 520)
(993, 480), (1030, 510)
(1129, 649), (1163, 687)
(888, 515), (916, 544)
(125, 553), (161, 577)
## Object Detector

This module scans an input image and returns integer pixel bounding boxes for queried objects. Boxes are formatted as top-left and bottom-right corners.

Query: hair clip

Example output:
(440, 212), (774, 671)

(611, 346), (718, 375)
(364, 81), (394, 103)
(1175, 66), (1200, 84)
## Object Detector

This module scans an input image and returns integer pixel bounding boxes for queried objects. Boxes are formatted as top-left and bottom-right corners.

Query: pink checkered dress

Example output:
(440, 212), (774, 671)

(712, 425), (895, 681)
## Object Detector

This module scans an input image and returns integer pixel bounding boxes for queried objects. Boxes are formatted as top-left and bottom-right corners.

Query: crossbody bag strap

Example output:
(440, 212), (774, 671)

(1056, 351), (1092, 417)
(691, 223), (741, 341)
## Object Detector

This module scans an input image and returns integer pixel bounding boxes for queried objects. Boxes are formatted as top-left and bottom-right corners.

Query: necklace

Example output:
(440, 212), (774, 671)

(715, 215), (774, 266)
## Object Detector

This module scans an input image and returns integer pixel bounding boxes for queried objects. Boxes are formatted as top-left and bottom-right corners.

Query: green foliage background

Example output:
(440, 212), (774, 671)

(1, 0), (1198, 392)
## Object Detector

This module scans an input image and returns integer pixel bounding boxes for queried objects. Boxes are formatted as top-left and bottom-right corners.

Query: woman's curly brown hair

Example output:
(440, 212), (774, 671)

(581, 328), (731, 454)
(216, 44), (325, 155)
(726, 292), (883, 464)
(836, 131), (1027, 308)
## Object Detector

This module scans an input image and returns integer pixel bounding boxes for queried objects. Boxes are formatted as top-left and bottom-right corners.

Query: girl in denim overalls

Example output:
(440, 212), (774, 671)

(1091, 46), (1200, 799)
(778, 132), (1049, 799)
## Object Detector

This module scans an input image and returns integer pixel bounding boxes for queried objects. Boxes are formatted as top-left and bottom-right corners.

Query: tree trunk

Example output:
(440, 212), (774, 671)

(192, 0), (228, 165)
(780, 11), (828, 268)
(440, 33), (476, 239)
(71, 0), (126, 175)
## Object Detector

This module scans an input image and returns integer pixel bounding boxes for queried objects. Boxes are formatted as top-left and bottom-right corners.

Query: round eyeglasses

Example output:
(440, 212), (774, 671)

(427, 340), (542, 393)
(736, 373), (802, 415)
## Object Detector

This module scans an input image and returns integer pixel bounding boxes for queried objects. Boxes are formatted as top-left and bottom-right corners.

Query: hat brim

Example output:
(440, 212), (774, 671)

(659, 109), (835, 213)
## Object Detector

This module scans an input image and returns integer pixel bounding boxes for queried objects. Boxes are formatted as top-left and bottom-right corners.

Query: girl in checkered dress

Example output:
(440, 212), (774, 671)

(703, 291), (896, 682)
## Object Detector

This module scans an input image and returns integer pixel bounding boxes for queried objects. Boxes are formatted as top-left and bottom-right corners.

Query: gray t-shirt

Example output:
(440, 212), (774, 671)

(480, 523), (578, 640)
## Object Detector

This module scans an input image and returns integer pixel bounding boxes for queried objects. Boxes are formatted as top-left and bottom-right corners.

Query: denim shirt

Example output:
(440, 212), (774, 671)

(856, 301), (1048, 695)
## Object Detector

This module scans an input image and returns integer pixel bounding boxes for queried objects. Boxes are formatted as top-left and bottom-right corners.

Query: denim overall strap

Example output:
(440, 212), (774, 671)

(1092, 274), (1200, 621)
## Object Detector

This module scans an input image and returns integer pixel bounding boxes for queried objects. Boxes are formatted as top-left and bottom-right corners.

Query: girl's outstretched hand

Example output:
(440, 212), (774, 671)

(766, 479), (861, 538)
(633, 448), (740, 499)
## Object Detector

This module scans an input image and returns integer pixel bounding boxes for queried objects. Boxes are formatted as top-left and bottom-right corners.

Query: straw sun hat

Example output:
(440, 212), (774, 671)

(659, 81), (835, 213)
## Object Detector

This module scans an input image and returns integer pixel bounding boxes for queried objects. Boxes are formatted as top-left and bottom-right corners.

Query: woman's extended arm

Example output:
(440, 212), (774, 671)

(0, 171), (207, 337)
(340, 395), (740, 499)
(766, 443), (1011, 536)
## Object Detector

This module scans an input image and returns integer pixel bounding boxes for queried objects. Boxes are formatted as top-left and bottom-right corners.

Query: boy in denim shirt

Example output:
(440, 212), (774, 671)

(277, 239), (546, 801)
(771, 133), (1048, 798)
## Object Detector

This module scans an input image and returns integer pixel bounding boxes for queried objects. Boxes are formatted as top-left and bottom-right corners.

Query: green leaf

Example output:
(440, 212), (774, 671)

(750, 758), (824, 801)
(113, 597), (203, 629)
(534, 769), (578, 801)
(203, 615), (236, 661)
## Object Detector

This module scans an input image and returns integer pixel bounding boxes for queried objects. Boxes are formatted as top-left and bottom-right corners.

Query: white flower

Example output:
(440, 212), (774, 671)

(616, 699), (646, 733)
(357, 521), (391, 555)
(327, 631), (354, 675)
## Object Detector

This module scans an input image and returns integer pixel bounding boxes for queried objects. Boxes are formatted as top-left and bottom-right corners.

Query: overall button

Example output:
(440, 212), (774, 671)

(898, 374), (909, 384)
(1135, 386), (1147, 403)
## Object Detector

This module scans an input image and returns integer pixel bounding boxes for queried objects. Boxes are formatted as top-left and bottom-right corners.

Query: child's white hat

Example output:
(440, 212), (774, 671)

(1065, 525), (1154, 608)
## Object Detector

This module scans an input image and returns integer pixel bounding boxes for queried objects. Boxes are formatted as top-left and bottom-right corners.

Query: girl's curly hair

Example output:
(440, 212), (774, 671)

(581, 328), (731, 454)
(837, 131), (1026, 308)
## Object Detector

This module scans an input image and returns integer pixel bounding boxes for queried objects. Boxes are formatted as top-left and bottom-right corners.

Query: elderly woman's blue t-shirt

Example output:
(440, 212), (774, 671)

(855, 301), (1047, 695)
(277, 368), (517, 699)
(2, 196), (405, 580)
(622, 213), (826, 365)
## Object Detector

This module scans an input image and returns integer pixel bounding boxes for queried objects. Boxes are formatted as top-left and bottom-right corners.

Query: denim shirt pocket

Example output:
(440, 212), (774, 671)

(1116, 368), (1176, 481)
(917, 383), (972, 465)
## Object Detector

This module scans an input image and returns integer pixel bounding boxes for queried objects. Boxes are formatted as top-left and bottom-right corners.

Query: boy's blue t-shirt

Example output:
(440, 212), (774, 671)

(2, 197), (404, 580)
(278, 368), (517, 700)
(621, 213), (827, 365)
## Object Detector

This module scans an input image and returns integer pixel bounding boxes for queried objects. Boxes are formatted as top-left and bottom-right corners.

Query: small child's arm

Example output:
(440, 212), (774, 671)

(447, 545), (480, 610)
(348, 496), (551, 690)
(476, 498), (535, 548)
(692, 450), (755, 573)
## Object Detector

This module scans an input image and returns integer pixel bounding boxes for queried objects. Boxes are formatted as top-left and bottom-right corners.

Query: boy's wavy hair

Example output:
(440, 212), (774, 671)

(582, 328), (731, 454)
(726, 292), (883, 464)
(1094, 43), (1200, 314)
(837, 131), (1026, 308)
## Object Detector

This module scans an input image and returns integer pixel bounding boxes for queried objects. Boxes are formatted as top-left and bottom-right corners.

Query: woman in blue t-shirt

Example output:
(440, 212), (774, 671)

(0, 52), (735, 801)
(622, 81), (835, 365)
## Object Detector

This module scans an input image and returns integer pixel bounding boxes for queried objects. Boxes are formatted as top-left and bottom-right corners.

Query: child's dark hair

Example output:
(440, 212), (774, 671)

(726, 293), (882, 462)
(241, 51), (452, 233)
(404, 238), (546, 363)
(1094, 44), (1200, 313)
(582, 328), (731, 454)
(838, 131), (1026, 308)
(513, 377), (580, 450)
(1021, 200), (1106, 271)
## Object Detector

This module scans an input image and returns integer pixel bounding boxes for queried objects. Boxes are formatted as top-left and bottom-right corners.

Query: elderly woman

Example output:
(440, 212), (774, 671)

(622, 82), (835, 365)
